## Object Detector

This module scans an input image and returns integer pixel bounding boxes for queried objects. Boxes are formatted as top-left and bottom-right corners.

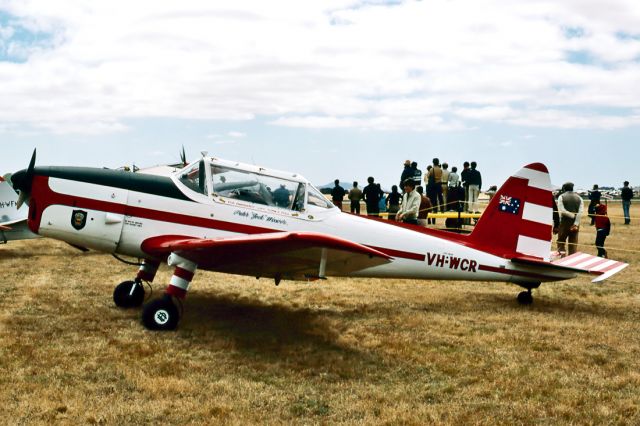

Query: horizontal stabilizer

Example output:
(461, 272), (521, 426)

(0, 218), (26, 227)
(552, 252), (628, 283)
(511, 252), (628, 283)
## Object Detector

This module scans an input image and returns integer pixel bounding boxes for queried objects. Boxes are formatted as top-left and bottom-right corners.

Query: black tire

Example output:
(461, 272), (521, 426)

(113, 280), (145, 308)
(517, 291), (533, 305)
(142, 295), (180, 331)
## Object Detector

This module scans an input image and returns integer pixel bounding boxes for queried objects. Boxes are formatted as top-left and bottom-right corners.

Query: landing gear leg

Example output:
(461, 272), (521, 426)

(142, 253), (197, 331)
(113, 259), (160, 308)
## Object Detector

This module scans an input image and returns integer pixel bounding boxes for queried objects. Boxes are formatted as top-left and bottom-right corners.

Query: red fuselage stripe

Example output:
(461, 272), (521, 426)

(367, 245), (426, 261)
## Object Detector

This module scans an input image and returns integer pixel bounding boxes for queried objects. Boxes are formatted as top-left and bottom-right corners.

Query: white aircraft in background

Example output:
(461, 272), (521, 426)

(10, 150), (628, 330)
(0, 175), (38, 243)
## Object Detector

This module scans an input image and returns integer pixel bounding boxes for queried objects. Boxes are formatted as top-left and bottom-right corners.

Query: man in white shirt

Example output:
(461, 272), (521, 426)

(448, 166), (460, 187)
(396, 180), (421, 225)
(441, 162), (450, 211)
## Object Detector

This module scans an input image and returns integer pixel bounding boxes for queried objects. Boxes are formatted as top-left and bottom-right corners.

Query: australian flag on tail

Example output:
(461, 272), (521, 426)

(498, 195), (521, 215)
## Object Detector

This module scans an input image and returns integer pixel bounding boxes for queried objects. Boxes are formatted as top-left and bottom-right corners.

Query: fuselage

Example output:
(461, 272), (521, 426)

(19, 158), (576, 286)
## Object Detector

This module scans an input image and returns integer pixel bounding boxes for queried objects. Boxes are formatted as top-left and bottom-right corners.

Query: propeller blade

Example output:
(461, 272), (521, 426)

(27, 148), (36, 176)
(16, 190), (28, 210)
(12, 148), (37, 209)
(180, 145), (187, 167)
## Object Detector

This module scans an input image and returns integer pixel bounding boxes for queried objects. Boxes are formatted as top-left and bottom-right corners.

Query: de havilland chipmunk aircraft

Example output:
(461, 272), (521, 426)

(10, 150), (628, 330)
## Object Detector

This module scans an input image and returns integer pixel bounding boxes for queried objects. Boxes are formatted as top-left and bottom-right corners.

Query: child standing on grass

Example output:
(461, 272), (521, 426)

(594, 203), (611, 258)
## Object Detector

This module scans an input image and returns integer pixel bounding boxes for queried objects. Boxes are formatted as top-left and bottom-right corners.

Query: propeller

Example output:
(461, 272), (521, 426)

(180, 145), (187, 168)
(11, 149), (36, 210)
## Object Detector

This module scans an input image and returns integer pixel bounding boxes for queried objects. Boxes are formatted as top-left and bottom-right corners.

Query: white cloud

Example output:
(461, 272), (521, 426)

(0, 24), (15, 40)
(0, 0), (639, 134)
(227, 131), (245, 138)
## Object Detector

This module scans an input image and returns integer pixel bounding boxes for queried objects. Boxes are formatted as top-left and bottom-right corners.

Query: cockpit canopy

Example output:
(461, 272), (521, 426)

(176, 158), (334, 211)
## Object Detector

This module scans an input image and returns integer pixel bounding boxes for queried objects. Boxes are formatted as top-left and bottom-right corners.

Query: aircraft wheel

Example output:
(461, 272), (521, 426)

(113, 280), (145, 308)
(142, 295), (180, 331)
(517, 291), (533, 305)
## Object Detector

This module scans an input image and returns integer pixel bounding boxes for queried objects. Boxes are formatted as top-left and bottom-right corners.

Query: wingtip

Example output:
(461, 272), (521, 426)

(591, 263), (629, 283)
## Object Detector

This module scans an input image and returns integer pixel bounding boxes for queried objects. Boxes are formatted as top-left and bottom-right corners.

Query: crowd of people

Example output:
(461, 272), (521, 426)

(550, 180), (634, 258)
(331, 158), (483, 224)
(330, 161), (635, 259)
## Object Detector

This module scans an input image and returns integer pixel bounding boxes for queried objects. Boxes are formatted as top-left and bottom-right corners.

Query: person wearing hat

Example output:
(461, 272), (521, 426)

(556, 182), (584, 255)
(396, 179), (421, 225)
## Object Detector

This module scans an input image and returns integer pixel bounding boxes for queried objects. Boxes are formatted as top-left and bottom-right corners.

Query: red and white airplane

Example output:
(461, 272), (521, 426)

(10, 151), (628, 330)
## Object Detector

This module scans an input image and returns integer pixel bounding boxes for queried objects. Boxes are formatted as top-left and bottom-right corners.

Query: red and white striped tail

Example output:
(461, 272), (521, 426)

(553, 252), (628, 283)
(470, 163), (553, 260)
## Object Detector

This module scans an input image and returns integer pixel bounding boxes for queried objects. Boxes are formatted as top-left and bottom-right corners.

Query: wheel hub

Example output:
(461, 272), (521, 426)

(154, 309), (170, 325)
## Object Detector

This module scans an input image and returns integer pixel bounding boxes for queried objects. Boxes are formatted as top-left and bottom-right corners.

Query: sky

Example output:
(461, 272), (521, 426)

(1, 0), (639, 190)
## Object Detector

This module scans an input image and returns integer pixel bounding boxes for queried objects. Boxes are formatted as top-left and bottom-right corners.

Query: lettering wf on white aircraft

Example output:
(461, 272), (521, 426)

(10, 150), (628, 330)
(0, 174), (37, 243)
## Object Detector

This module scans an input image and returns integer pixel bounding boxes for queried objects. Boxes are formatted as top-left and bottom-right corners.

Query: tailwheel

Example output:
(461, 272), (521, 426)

(142, 295), (180, 331)
(113, 280), (145, 308)
(517, 290), (533, 305)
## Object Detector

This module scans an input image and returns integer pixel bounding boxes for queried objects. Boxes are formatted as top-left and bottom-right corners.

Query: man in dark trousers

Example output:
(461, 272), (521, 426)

(348, 181), (363, 215)
(400, 160), (413, 188)
(331, 179), (346, 210)
(588, 184), (601, 225)
(621, 181), (633, 224)
(363, 176), (383, 217)
(460, 161), (471, 212)
(556, 182), (584, 255)
(411, 161), (422, 187)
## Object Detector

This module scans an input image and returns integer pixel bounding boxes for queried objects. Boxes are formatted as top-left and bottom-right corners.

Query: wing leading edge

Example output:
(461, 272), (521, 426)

(141, 231), (392, 281)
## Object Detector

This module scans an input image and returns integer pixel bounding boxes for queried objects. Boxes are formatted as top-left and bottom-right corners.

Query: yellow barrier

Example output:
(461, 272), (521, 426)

(378, 212), (482, 219)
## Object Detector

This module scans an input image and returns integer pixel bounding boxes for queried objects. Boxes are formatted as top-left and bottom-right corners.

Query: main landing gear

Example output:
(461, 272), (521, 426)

(113, 255), (197, 331)
(142, 294), (180, 331)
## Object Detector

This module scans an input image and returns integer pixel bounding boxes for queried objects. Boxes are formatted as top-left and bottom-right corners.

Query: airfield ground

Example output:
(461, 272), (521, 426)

(1, 203), (639, 424)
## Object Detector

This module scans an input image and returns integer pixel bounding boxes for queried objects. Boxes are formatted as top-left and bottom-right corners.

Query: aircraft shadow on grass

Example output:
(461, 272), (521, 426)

(412, 290), (635, 322)
(175, 293), (370, 357)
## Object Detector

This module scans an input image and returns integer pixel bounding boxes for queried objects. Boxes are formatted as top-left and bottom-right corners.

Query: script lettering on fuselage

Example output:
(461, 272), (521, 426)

(426, 252), (477, 273)
(124, 217), (143, 228)
(233, 209), (287, 226)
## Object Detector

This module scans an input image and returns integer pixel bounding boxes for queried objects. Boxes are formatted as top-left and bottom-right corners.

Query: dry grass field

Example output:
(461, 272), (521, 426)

(1, 203), (639, 425)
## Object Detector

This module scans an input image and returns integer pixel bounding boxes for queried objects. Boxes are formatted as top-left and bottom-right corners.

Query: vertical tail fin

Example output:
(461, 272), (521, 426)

(468, 163), (553, 261)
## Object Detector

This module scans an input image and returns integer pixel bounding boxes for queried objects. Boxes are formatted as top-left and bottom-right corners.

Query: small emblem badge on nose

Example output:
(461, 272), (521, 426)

(71, 210), (88, 230)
